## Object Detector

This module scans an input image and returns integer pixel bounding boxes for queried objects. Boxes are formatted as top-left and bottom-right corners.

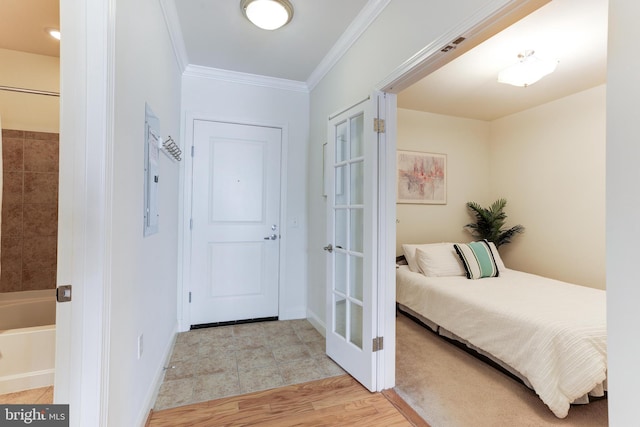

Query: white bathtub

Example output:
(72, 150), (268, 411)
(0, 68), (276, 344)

(0, 289), (56, 394)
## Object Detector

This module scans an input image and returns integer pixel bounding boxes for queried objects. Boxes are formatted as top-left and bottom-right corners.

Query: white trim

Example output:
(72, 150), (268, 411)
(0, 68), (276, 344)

(178, 112), (291, 331)
(159, 0), (189, 72)
(376, 0), (548, 93)
(183, 65), (309, 93)
(83, 0), (114, 423)
(0, 370), (55, 394)
(377, 92), (397, 391)
(134, 322), (178, 427)
(306, 0), (391, 91)
(306, 308), (327, 337)
(57, 0), (114, 425)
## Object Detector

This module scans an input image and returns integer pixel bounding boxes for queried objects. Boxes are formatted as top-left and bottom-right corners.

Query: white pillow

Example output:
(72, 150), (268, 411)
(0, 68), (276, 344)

(415, 245), (466, 277)
(402, 243), (451, 273)
(487, 241), (506, 271)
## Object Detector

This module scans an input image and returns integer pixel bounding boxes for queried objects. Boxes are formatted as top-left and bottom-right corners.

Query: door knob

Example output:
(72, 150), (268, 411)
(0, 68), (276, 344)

(264, 234), (278, 240)
(323, 244), (333, 253)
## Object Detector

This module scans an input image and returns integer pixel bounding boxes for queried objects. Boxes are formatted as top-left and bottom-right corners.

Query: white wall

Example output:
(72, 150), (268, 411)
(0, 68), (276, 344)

(490, 85), (606, 289)
(607, 0), (640, 423)
(107, 0), (182, 424)
(307, 0), (510, 327)
(0, 49), (59, 132)
(396, 109), (491, 253)
(181, 74), (309, 321)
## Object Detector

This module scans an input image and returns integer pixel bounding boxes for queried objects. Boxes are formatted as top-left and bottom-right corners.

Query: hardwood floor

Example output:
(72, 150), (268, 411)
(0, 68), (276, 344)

(147, 374), (427, 427)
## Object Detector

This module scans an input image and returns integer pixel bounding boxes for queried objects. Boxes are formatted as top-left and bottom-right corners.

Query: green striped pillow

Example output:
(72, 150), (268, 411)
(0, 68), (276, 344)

(454, 240), (499, 279)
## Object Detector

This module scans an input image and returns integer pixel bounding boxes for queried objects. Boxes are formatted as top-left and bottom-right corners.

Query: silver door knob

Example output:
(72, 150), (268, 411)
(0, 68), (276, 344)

(264, 234), (278, 240)
(323, 244), (333, 253)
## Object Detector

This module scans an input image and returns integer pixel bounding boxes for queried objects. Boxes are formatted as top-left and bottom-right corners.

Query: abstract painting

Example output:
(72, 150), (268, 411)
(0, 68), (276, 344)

(397, 150), (446, 204)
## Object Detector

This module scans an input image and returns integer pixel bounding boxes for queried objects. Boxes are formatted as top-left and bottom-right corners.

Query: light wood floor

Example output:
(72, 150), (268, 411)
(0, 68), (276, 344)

(147, 374), (428, 427)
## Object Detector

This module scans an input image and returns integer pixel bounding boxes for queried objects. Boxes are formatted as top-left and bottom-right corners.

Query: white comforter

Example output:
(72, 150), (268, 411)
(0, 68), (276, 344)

(396, 266), (607, 418)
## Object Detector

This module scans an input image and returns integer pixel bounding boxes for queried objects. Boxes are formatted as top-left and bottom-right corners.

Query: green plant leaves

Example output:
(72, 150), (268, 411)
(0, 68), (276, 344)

(464, 198), (524, 248)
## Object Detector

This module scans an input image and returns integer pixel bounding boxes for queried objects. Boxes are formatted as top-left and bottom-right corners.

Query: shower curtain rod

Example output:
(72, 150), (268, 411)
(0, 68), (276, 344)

(0, 85), (60, 97)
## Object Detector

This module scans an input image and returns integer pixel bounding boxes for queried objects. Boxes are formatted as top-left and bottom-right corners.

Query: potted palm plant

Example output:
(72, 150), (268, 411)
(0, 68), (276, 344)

(464, 198), (524, 248)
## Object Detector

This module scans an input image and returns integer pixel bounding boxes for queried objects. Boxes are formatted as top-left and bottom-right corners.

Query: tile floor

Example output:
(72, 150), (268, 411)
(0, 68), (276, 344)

(153, 319), (345, 411)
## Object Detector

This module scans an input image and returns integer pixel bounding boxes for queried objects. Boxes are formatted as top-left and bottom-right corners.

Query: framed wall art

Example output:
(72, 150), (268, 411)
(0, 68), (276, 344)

(397, 150), (447, 204)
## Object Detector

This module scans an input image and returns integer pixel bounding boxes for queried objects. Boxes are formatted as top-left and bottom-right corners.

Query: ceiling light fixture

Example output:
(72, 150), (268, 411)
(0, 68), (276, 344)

(241, 0), (293, 31)
(497, 50), (558, 87)
(46, 28), (61, 41)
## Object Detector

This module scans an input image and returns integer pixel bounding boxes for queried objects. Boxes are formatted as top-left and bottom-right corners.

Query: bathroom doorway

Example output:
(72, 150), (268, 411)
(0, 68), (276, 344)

(0, 0), (60, 401)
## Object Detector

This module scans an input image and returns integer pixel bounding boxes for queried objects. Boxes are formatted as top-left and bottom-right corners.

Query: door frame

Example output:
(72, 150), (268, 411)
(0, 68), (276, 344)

(178, 112), (289, 331)
(57, 0), (114, 425)
(368, 0), (546, 391)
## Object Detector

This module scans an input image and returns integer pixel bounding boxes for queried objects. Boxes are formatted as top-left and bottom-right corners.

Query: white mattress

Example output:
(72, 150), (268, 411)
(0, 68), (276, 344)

(396, 265), (607, 418)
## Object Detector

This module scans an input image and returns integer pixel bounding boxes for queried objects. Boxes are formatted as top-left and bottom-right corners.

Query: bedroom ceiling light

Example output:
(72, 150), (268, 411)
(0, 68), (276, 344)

(46, 28), (61, 41)
(497, 50), (558, 87)
(241, 0), (294, 31)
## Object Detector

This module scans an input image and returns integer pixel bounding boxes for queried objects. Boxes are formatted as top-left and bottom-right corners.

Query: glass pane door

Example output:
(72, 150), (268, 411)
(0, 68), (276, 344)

(332, 114), (365, 349)
(325, 95), (376, 391)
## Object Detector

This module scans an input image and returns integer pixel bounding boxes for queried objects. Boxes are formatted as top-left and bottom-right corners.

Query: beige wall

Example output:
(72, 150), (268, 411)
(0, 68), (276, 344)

(0, 49), (59, 132)
(490, 85), (606, 289)
(396, 85), (606, 289)
(396, 109), (491, 253)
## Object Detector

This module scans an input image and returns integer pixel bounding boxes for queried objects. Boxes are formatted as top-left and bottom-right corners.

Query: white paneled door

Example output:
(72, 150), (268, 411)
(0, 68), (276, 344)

(325, 95), (379, 391)
(190, 120), (282, 325)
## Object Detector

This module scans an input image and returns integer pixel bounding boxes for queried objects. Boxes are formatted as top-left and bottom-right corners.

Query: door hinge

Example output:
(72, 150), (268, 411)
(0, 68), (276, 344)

(373, 336), (384, 352)
(189, 291), (192, 303)
(190, 218), (193, 230)
(374, 118), (385, 134)
(191, 145), (195, 157)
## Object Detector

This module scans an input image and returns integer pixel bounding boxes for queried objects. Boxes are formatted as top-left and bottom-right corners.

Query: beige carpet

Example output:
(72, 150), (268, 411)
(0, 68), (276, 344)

(395, 312), (608, 427)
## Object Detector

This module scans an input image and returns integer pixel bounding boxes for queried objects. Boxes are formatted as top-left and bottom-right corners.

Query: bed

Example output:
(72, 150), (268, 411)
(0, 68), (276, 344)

(396, 241), (607, 419)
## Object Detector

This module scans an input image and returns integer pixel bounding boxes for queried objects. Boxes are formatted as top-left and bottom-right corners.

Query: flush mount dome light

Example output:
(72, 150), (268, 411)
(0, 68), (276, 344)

(497, 50), (558, 87)
(241, 0), (293, 30)
(46, 28), (61, 40)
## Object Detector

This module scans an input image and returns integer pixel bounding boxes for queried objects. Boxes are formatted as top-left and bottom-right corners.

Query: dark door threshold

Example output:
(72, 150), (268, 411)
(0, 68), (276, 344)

(190, 316), (278, 330)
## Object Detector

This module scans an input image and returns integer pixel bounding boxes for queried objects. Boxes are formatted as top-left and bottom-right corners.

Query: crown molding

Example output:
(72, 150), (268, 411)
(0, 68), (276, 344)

(160, 0), (189, 72)
(306, 0), (391, 91)
(183, 65), (309, 93)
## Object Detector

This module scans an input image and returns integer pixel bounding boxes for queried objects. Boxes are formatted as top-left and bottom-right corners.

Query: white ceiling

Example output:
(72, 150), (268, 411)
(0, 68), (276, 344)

(173, 0), (369, 82)
(1, 0), (607, 121)
(398, 0), (608, 121)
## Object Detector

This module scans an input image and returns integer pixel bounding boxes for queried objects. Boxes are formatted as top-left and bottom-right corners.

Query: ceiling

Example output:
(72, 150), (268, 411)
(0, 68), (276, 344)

(398, 0), (608, 121)
(0, 0), (60, 58)
(174, 0), (369, 82)
(1, 0), (607, 121)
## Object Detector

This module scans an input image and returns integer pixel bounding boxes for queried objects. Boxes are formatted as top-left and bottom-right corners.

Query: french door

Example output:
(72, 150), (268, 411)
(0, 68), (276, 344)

(325, 95), (379, 391)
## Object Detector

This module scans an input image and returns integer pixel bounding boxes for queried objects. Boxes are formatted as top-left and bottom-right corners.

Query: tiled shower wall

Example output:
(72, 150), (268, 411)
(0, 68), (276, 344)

(1, 129), (58, 293)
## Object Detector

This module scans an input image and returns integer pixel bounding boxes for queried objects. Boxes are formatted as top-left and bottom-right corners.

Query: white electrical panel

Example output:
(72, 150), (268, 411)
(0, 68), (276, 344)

(144, 103), (160, 236)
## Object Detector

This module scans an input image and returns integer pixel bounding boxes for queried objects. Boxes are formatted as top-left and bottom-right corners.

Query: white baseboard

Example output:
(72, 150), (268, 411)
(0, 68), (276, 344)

(305, 308), (326, 337)
(0, 369), (55, 395)
(136, 321), (179, 427)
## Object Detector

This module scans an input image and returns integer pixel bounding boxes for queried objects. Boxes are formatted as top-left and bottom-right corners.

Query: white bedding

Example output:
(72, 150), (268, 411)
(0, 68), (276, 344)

(396, 265), (607, 418)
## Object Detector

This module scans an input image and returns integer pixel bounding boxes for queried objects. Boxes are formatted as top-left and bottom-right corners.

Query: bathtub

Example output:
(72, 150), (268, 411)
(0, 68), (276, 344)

(0, 289), (56, 394)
